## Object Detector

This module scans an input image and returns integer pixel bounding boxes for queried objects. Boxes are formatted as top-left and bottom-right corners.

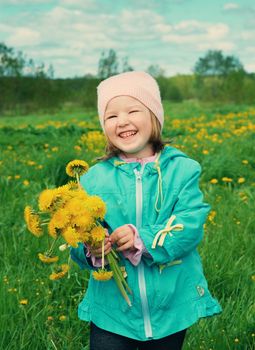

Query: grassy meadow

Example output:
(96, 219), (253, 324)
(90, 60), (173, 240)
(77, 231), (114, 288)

(0, 101), (255, 350)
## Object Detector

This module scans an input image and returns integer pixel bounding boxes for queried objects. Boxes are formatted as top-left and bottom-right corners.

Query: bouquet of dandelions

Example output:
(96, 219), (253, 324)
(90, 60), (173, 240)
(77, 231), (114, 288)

(24, 160), (132, 306)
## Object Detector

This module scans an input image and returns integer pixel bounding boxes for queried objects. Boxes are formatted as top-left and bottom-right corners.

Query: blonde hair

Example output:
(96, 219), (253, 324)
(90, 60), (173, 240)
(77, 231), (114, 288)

(97, 112), (171, 161)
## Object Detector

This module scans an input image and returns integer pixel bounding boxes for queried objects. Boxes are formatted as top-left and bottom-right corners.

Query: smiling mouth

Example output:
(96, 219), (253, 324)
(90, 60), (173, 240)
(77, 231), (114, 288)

(119, 131), (137, 138)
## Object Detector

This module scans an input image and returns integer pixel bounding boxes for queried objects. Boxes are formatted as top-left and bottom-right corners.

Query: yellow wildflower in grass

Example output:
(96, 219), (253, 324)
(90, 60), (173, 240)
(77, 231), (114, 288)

(210, 178), (218, 184)
(62, 227), (80, 248)
(202, 150), (209, 155)
(19, 299), (28, 305)
(66, 160), (89, 178)
(238, 177), (245, 184)
(208, 210), (216, 222)
(92, 269), (113, 281)
(222, 177), (233, 183)
(251, 275), (255, 282)
(38, 189), (60, 212)
(242, 160), (249, 164)
(47, 316), (53, 321)
(85, 195), (107, 219)
(59, 315), (67, 321)
(90, 226), (105, 245)
(23, 180), (29, 186)
(49, 264), (69, 280)
(24, 206), (43, 237)
(74, 145), (81, 151)
(38, 253), (59, 263)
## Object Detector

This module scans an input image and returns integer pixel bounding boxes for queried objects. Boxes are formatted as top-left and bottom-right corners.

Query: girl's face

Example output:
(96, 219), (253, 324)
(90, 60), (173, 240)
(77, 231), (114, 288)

(104, 96), (154, 158)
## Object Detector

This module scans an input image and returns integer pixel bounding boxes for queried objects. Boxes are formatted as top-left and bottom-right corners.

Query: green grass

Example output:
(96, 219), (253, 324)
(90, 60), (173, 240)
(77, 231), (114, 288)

(1, 101), (255, 349)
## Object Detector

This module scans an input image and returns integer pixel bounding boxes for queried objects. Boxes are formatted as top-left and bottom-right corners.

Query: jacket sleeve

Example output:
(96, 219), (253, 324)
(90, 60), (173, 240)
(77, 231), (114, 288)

(139, 162), (210, 266)
(70, 243), (96, 271)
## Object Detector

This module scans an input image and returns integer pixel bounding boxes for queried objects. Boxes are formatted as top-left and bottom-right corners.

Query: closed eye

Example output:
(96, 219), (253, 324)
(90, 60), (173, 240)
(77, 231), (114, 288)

(129, 110), (139, 114)
(106, 115), (117, 119)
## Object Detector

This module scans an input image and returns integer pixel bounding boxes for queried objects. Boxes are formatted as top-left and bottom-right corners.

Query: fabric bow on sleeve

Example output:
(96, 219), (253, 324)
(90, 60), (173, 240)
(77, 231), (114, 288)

(152, 215), (184, 249)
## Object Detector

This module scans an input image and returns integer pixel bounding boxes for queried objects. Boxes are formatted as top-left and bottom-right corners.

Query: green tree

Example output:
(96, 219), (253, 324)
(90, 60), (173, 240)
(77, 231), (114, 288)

(194, 50), (244, 77)
(0, 42), (25, 76)
(98, 49), (119, 79)
(193, 50), (246, 102)
(147, 64), (165, 78)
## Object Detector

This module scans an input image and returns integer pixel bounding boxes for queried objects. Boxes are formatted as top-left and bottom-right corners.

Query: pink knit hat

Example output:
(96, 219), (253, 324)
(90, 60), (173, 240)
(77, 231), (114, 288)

(97, 71), (164, 130)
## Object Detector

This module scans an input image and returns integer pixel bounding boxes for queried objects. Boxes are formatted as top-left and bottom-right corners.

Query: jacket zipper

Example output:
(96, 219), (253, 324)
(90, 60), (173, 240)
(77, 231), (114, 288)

(134, 166), (153, 339)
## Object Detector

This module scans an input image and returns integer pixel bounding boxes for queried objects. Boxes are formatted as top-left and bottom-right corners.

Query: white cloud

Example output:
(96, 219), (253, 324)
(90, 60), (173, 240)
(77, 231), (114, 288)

(223, 3), (240, 10)
(244, 62), (255, 72)
(8, 27), (41, 47)
(240, 30), (255, 40)
(161, 21), (231, 49)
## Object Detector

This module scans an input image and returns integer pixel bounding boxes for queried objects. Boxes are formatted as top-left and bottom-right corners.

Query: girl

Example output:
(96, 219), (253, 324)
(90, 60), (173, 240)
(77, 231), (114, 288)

(70, 71), (222, 350)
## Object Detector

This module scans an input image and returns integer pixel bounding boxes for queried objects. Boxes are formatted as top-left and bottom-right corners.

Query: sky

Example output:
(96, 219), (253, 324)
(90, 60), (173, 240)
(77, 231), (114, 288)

(0, 0), (255, 78)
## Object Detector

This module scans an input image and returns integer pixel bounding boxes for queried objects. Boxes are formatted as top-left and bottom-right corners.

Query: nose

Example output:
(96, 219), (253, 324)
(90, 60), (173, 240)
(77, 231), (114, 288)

(117, 113), (129, 127)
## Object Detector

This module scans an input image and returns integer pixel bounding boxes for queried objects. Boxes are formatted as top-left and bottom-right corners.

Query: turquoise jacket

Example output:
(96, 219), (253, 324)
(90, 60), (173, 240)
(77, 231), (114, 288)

(70, 146), (222, 340)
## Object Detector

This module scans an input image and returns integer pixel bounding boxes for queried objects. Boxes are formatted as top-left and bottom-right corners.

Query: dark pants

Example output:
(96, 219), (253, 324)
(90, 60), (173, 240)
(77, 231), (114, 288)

(90, 322), (187, 350)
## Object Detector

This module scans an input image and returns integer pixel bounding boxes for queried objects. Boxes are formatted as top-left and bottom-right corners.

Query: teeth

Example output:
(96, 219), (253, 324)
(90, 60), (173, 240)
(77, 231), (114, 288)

(119, 131), (137, 138)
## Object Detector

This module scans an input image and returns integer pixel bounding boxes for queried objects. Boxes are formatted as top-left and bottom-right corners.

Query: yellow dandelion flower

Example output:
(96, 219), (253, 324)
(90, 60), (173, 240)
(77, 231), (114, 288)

(38, 189), (60, 212)
(210, 178), (218, 184)
(73, 210), (94, 230)
(222, 177), (233, 183)
(24, 206), (43, 237)
(23, 180), (29, 186)
(92, 269), (113, 281)
(51, 208), (70, 229)
(62, 226), (81, 248)
(85, 196), (106, 219)
(48, 219), (59, 238)
(202, 150), (209, 155)
(238, 177), (245, 184)
(38, 253), (59, 264)
(208, 210), (216, 222)
(242, 160), (249, 164)
(76, 229), (90, 242)
(14, 175), (21, 179)
(90, 226), (105, 245)
(66, 160), (89, 178)
(65, 198), (85, 214)
(74, 189), (88, 201)
(65, 181), (79, 191)
(49, 264), (69, 280)
(59, 315), (67, 321)
(19, 299), (28, 305)
(251, 275), (255, 282)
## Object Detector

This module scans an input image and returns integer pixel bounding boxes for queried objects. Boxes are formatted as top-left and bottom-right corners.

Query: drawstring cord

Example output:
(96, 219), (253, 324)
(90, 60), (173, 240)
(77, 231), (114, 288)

(154, 153), (163, 212)
(152, 215), (184, 249)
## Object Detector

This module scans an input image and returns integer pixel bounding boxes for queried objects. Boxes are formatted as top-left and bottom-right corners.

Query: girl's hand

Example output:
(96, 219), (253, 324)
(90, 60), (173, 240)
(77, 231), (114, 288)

(88, 231), (112, 258)
(110, 225), (135, 252)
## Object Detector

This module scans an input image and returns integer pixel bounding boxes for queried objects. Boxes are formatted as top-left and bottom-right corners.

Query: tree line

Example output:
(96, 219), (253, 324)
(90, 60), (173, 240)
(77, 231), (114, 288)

(0, 43), (255, 114)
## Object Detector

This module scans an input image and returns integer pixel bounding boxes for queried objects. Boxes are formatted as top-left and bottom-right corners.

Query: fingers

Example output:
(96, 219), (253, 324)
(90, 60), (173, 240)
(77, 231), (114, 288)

(110, 225), (135, 252)
(116, 240), (134, 252)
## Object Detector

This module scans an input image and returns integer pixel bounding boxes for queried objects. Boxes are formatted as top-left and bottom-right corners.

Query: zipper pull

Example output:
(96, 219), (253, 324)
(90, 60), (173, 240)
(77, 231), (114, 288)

(135, 169), (142, 181)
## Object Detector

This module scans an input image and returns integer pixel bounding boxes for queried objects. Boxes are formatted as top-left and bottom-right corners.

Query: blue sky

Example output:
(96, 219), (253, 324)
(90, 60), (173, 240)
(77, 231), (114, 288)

(0, 0), (255, 78)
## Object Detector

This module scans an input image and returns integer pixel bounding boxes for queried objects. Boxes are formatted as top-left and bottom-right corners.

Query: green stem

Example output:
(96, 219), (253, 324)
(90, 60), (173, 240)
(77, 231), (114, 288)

(108, 253), (132, 295)
(47, 235), (60, 256)
(108, 254), (132, 307)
